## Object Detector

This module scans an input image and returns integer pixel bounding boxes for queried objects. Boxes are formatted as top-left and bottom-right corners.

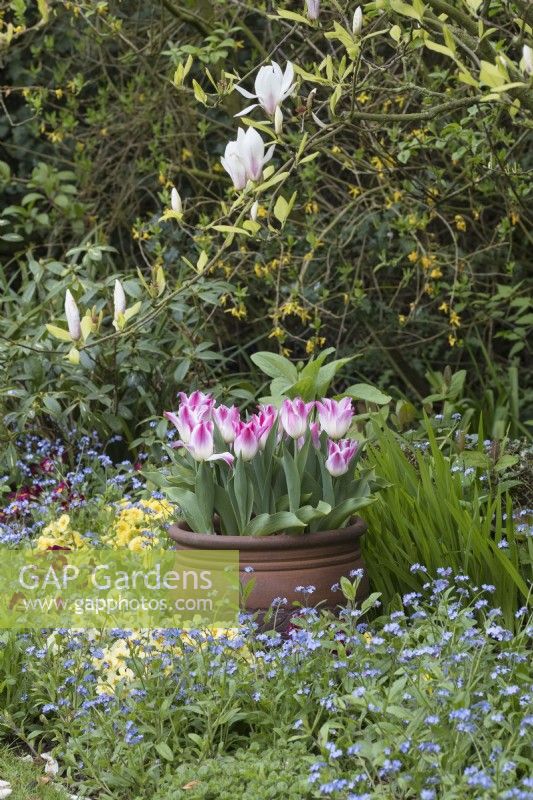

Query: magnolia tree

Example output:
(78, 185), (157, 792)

(28, 0), (532, 436)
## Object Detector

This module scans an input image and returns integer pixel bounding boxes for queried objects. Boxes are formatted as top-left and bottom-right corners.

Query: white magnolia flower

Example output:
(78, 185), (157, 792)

(170, 187), (182, 213)
(65, 290), (81, 341)
(235, 61), (295, 117)
(352, 6), (363, 35)
(113, 279), (126, 320)
(306, 0), (320, 20)
(523, 44), (533, 76)
(221, 127), (275, 188)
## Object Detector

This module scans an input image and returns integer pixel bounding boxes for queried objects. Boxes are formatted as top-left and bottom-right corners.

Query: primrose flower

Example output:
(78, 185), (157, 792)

(325, 438), (358, 477)
(523, 44), (533, 76)
(305, 0), (320, 20)
(176, 420), (234, 465)
(280, 398), (314, 439)
(235, 61), (295, 117)
(315, 397), (354, 439)
(213, 404), (240, 443)
(221, 127), (275, 188)
(113, 279), (126, 320)
(65, 289), (81, 341)
(233, 420), (262, 461)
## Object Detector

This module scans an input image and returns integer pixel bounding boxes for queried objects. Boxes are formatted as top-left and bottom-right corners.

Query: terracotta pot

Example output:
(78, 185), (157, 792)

(167, 519), (368, 629)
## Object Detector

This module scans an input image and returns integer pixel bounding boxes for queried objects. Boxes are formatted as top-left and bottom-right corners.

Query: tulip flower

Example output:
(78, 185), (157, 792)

(235, 61), (295, 117)
(305, 0), (320, 20)
(252, 403), (278, 448)
(65, 290), (81, 341)
(280, 398), (314, 439)
(165, 406), (200, 444)
(113, 279), (126, 320)
(315, 397), (354, 439)
(175, 420), (234, 465)
(213, 404), (240, 443)
(523, 44), (533, 76)
(177, 390), (214, 414)
(233, 420), (262, 461)
(352, 6), (363, 35)
(171, 187), (183, 213)
(310, 421), (321, 448)
(221, 127), (275, 188)
(325, 438), (358, 477)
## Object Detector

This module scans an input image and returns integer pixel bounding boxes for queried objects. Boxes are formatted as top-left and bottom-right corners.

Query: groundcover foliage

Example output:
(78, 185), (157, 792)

(0, 578), (532, 799)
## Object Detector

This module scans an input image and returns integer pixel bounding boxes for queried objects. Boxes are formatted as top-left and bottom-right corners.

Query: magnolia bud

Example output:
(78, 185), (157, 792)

(113, 279), (126, 320)
(523, 44), (533, 76)
(250, 200), (259, 222)
(274, 105), (283, 135)
(65, 290), (81, 341)
(352, 6), (363, 35)
(305, 0), (320, 20)
(171, 187), (182, 213)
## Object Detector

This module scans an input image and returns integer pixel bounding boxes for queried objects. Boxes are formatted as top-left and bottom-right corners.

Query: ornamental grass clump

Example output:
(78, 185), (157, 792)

(149, 391), (376, 535)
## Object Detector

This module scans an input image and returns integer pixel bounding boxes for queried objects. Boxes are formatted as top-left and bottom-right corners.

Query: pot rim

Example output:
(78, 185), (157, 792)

(167, 518), (366, 551)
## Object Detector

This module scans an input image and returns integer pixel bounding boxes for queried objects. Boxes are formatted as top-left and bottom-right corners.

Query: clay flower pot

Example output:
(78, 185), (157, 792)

(167, 519), (368, 628)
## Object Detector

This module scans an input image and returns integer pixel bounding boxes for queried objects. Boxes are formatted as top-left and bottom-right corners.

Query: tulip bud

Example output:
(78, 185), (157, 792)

(250, 200), (259, 222)
(523, 44), (533, 76)
(352, 6), (363, 35)
(305, 0), (320, 20)
(113, 279), (126, 320)
(171, 187), (183, 213)
(274, 105), (283, 135)
(65, 290), (81, 341)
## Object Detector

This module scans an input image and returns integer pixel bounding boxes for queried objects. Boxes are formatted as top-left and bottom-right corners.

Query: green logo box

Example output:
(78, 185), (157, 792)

(0, 550), (239, 630)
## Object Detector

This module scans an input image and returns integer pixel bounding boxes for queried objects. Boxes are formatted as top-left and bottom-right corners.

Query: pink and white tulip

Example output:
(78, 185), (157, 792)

(280, 398), (314, 439)
(177, 390), (214, 415)
(325, 439), (358, 477)
(252, 404), (278, 448)
(177, 420), (234, 465)
(235, 61), (295, 117)
(233, 420), (262, 461)
(213, 404), (240, 443)
(315, 397), (354, 439)
(164, 405), (204, 444)
(310, 420), (321, 448)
